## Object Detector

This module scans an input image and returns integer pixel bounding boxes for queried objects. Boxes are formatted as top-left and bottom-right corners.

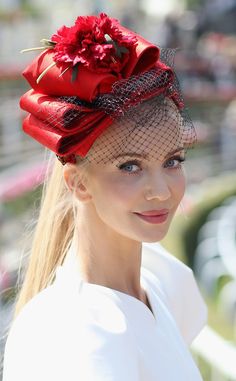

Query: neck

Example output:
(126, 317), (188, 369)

(74, 205), (144, 300)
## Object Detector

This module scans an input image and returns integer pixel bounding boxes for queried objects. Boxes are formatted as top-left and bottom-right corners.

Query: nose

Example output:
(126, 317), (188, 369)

(144, 171), (171, 201)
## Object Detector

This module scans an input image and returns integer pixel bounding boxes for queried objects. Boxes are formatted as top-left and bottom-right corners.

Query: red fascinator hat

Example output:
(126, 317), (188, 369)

(20, 13), (185, 164)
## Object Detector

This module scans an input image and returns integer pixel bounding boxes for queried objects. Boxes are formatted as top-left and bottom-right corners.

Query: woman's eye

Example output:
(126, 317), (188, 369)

(164, 156), (186, 169)
(118, 160), (142, 174)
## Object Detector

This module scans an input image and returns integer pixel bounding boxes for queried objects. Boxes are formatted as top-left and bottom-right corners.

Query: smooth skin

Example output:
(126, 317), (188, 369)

(63, 104), (186, 307)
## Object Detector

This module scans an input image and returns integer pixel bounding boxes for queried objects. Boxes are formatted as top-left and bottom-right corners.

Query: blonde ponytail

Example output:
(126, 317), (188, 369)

(14, 157), (75, 317)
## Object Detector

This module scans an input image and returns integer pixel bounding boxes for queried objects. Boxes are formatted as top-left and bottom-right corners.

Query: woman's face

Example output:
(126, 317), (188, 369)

(80, 101), (186, 243)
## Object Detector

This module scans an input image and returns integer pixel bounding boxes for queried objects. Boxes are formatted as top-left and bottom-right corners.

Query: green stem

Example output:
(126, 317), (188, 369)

(36, 61), (57, 84)
(20, 47), (49, 53)
(59, 66), (71, 78)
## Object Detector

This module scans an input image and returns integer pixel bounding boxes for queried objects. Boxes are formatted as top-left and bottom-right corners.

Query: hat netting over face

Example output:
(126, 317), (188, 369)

(84, 96), (186, 167)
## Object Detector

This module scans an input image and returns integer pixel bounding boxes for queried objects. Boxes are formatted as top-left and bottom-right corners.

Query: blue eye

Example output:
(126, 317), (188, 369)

(164, 156), (185, 169)
(118, 160), (142, 174)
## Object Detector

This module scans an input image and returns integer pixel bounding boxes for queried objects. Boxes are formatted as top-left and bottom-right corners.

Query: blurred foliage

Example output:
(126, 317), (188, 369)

(0, 78), (26, 89)
(3, 185), (42, 217)
(0, 287), (17, 305)
(205, 293), (235, 341)
(185, 0), (205, 9)
(156, 173), (236, 267)
(182, 173), (236, 268)
(0, 1), (41, 19)
(192, 355), (212, 381)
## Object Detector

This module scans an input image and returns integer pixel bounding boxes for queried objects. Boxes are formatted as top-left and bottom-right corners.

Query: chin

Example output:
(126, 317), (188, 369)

(142, 233), (168, 243)
(132, 227), (169, 243)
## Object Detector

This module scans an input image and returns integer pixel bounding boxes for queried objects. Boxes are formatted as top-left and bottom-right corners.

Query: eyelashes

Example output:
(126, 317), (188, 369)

(118, 159), (141, 174)
(117, 155), (186, 174)
(164, 156), (186, 169)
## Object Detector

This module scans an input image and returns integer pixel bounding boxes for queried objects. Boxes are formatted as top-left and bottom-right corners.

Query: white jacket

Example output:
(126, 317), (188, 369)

(3, 243), (207, 381)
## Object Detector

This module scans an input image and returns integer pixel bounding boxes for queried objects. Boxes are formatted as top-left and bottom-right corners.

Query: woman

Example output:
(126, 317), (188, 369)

(3, 13), (207, 381)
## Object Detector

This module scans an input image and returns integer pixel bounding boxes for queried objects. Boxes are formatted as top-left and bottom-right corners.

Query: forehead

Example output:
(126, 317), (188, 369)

(87, 98), (184, 163)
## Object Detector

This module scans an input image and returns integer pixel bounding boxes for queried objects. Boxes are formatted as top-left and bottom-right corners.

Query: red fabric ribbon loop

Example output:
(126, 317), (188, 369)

(20, 89), (114, 156)
(22, 28), (159, 102)
(23, 113), (113, 157)
(20, 89), (106, 132)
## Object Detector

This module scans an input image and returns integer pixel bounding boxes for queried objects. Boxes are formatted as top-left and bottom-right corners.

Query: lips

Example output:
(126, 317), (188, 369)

(133, 209), (169, 224)
(135, 209), (169, 216)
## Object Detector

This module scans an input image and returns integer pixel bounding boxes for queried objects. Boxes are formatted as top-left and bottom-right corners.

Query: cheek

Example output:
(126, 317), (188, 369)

(104, 179), (139, 208)
(170, 170), (186, 203)
(91, 174), (141, 213)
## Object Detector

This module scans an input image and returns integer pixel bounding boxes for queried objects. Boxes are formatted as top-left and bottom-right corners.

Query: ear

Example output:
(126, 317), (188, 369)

(63, 164), (92, 203)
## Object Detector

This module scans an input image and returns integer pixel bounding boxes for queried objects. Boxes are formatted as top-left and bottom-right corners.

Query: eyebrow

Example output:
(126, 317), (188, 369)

(112, 147), (185, 160)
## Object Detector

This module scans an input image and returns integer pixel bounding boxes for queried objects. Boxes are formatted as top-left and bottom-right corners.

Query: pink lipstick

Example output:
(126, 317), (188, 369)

(133, 209), (169, 224)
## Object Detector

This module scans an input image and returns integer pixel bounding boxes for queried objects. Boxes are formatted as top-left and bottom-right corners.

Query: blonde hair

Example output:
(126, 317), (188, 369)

(14, 157), (76, 317)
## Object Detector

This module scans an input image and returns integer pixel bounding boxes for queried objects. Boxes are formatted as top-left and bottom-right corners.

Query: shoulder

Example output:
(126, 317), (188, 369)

(142, 243), (208, 345)
(3, 284), (63, 380)
(3, 280), (139, 381)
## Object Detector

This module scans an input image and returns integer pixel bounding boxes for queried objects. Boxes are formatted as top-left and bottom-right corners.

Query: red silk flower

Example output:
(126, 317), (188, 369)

(51, 13), (137, 73)
(22, 14), (160, 102)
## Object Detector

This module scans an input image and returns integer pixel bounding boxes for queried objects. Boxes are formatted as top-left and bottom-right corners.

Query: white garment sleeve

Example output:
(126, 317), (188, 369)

(142, 243), (208, 346)
(3, 285), (141, 381)
(2, 287), (60, 381)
